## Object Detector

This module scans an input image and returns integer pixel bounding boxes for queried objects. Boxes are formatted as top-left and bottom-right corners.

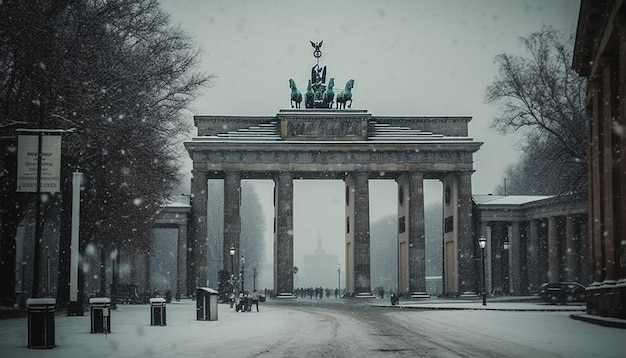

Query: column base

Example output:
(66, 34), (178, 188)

(410, 292), (431, 299)
(459, 291), (480, 299)
(276, 293), (297, 299)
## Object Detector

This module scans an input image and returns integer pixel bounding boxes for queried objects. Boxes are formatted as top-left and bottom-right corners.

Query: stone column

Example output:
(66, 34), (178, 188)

(456, 172), (474, 294)
(177, 223), (188, 297)
(274, 172), (294, 296)
(190, 170), (208, 289)
(396, 175), (409, 294)
(589, 78), (604, 283)
(527, 219), (540, 292)
(407, 173), (425, 294)
(345, 175), (355, 294)
(223, 171), (241, 277)
(490, 223), (504, 293)
(547, 216), (558, 283)
(601, 58), (619, 282)
(353, 172), (371, 294)
(510, 221), (521, 294)
(565, 215), (577, 282)
(396, 173), (425, 295)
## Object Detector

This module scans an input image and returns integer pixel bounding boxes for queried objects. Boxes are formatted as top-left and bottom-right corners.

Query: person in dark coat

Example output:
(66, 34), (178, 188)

(251, 290), (261, 312)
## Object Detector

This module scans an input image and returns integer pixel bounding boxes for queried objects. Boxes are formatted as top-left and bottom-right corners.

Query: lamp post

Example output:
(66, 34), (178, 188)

(240, 256), (246, 293)
(337, 264), (341, 294)
(503, 238), (509, 294)
(252, 260), (258, 291)
(479, 236), (487, 306)
(229, 246), (235, 307)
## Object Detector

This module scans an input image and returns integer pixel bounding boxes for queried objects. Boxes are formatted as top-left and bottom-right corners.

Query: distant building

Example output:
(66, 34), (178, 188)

(301, 234), (339, 289)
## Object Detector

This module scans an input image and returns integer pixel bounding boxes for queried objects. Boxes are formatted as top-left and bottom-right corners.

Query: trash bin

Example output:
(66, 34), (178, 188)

(196, 287), (218, 321)
(27, 298), (56, 349)
(150, 298), (167, 326)
(89, 297), (111, 333)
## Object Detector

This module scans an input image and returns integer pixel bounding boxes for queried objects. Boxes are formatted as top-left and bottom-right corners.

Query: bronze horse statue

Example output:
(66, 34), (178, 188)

(336, 79), (354, 109)
(289, 79), (302, 108)
(305, 80), (314, 108)
(323, 78), (335, 108)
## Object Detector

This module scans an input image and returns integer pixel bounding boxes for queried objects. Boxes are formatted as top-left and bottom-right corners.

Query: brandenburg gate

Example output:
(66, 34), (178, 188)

(185, 109), (482, 297)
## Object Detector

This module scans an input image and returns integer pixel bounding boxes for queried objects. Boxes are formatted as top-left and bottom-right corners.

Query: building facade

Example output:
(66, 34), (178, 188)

(573, 0), (626, 318)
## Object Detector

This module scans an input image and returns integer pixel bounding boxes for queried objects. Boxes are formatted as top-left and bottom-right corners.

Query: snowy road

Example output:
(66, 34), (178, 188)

(0, 298), (623, 357)
(257, 299), (623, 357)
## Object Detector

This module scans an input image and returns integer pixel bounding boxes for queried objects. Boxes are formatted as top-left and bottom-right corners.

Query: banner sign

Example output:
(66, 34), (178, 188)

(16, 134), (62, 193)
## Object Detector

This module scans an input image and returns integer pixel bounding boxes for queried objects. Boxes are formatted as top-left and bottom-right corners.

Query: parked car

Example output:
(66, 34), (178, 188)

(539, 282), (586, 305)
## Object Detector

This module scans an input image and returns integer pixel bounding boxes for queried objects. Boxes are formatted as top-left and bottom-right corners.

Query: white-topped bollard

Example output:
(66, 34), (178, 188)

(88, 297), (111, 333)
(26, 298), (56, 349)
(149, 297), (167, 326)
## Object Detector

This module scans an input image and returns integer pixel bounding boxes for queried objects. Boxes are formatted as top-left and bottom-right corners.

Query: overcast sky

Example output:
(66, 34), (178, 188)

(158, 0), (581, 287)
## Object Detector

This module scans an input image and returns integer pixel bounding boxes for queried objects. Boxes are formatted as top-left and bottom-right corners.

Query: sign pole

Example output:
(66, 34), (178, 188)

(69, 172), (82, 303)
(31, 127), (43, 298)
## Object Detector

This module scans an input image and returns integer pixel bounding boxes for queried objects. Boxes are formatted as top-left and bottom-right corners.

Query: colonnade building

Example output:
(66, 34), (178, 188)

(474, 194), (588, 296)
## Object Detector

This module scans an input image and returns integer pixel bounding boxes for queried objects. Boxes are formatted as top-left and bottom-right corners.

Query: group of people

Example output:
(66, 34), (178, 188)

(234, 289), (261, 312)
(294, 287), (340, 299)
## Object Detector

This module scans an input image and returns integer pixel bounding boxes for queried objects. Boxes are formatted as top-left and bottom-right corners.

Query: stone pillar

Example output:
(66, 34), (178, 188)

(345, 175), (355, 294)
(396, 173), (425, 295)
(407, 173), (426, 294)
(547, 216), (558, 283)
(442, 173), (473, 295)
(190, 170), (208, 289)
(177, 223), (188, 297)
(396, 175), (410, 294)
(490, 223), (505, 294)
(353, 172), (371, 294)
(527, 219), (540, 292)
(601, 58), (620, 282)
(565, 215), (577, 282)
(223, 171), (241, 278)
(510, 221), (521, 294)
(589, 78), (605, 283)
(456, 172), (474, 294)
(274, 172), (294, 296)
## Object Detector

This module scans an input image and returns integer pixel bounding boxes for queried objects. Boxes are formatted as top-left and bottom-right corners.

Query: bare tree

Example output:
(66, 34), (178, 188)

(485, 27), (587, 195)
(0, 0), (212, 306)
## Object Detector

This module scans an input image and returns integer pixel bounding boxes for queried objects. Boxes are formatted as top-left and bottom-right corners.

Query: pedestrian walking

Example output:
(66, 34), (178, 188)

(251, 290), (261, 312)
(236, 293), (245, 312)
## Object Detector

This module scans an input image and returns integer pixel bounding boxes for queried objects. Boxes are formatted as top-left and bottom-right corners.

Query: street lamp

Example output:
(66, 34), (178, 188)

(252, 260), (258, 291)
(479, 236), (487, 306)
(503, 238), (509, 294)
(229, 246), (235, 278)
(229, 246), (235, 307)
(240, 255), (245, 293)
(338, 264), (341, 295)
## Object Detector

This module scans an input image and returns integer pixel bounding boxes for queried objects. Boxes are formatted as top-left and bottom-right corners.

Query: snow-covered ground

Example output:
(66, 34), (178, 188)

(0, 298), (623, 357)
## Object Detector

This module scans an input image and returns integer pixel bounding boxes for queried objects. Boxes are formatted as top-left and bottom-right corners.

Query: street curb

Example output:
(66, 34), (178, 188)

(570, 313), (626, 329)
(372, 304), (586, 312)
